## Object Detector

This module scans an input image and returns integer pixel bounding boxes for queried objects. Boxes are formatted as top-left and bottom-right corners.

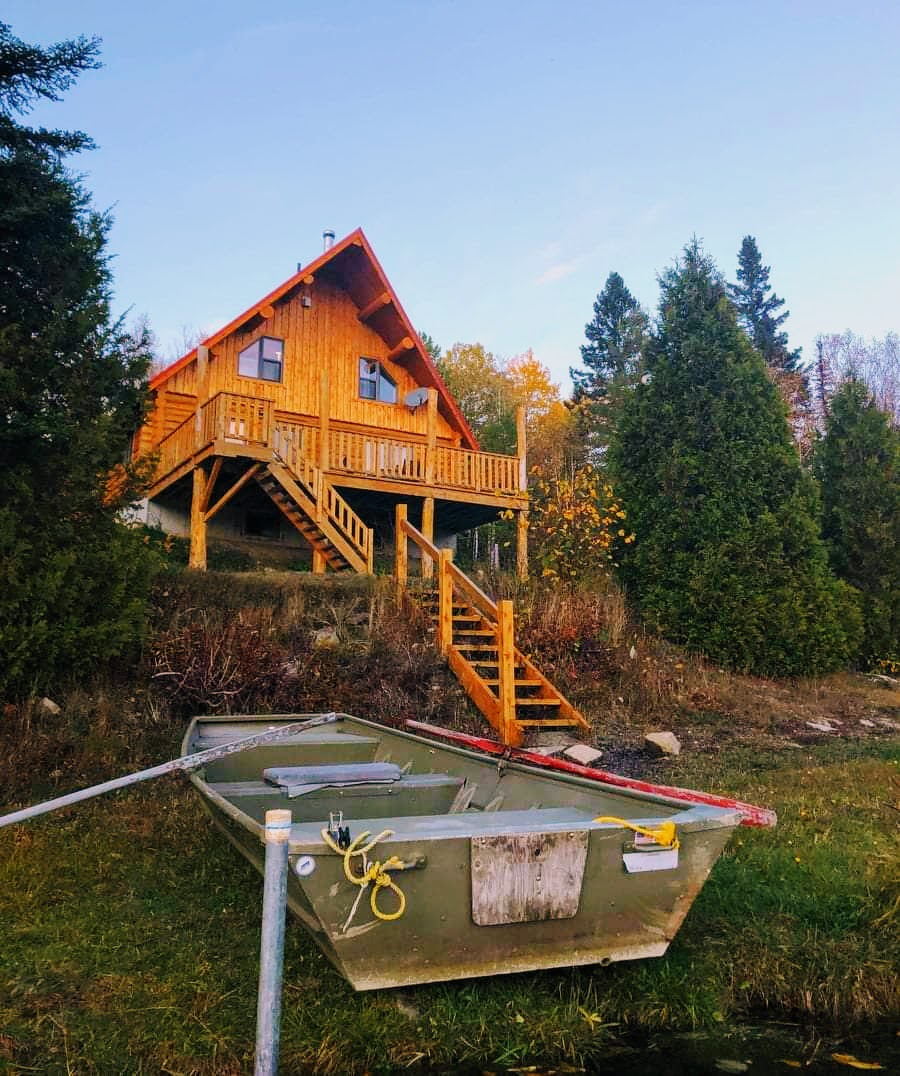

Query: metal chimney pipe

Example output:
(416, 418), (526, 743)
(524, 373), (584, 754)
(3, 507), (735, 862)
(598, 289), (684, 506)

(323, 230), (335, 252)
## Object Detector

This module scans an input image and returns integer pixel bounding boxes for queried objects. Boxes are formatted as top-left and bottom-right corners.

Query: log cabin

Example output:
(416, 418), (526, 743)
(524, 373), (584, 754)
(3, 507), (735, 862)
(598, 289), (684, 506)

(134, 228), (529, 577)
(132, 228), (589, 744)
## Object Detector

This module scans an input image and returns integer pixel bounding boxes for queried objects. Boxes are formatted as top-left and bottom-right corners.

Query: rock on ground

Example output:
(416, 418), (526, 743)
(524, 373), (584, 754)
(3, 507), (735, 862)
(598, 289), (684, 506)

(644, 731), (681, 756)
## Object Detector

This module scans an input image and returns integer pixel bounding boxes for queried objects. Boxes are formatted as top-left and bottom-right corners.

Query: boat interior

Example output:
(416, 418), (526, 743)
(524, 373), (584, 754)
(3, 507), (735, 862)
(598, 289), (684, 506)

(187, 716), (699, 846)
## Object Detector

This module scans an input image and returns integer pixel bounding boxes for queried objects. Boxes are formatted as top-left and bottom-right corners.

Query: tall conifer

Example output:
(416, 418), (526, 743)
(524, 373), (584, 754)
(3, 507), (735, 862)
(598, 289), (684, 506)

(813, 379), (899, 665)
(0, 22), (156, 695)
(610, 241), (859, 676)
(729, 236), (801, 372)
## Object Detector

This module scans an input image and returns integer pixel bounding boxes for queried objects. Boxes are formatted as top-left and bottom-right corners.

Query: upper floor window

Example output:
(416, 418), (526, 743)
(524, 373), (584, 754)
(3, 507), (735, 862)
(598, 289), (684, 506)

(359, 358), (397, 404)
(238, 336), (283, 382)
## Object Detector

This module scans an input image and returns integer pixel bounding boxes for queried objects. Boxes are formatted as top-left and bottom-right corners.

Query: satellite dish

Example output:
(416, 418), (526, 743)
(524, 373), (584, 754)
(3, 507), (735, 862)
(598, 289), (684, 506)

(404, 387), (429, 411)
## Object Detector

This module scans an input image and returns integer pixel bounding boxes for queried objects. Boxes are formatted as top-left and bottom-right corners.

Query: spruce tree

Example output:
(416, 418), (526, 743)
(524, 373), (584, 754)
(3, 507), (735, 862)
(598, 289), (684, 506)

(610, 241), (859, 676)
(0, 22), (156, 696)
(813, 379), (899, 665)
(729, 236), (801, 371)
(570, 272), (647, 458)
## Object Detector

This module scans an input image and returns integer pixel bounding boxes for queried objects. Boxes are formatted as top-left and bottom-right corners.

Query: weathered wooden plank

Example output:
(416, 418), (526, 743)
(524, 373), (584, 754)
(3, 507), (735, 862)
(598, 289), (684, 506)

(471, 830), (589, 925)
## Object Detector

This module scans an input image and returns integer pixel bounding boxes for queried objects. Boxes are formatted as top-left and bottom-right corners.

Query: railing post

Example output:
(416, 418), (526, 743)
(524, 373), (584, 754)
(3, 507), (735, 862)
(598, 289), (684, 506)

(437, 549), (453, 654)
(318, 370), (330, 473)
(216, 394), (226, 440)
(421, 497), (435, 581)
(395, 504), (408, 595)
(263, 399), (275, 449)
(497, 599), (517, 745)
(194, 345), (209, 450)
(516, 404), (527, 492)
(425, 388), (438, 485)
(366, 526), (374, 575)
(254, 809), (292, 1076)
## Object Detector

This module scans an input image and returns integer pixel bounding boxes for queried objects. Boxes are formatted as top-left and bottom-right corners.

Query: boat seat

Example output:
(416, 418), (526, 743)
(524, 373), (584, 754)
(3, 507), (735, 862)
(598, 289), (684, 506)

(264, 762), (402, 797)
(208, 771), (465, 824)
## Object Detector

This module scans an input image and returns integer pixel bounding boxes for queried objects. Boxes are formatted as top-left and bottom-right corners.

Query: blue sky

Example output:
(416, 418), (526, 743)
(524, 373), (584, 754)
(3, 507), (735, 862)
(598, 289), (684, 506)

(8, 1), (900, 389)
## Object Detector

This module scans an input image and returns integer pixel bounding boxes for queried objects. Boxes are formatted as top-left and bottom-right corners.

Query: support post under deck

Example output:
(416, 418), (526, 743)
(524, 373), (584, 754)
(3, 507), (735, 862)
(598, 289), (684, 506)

(189, 466), (208, 570)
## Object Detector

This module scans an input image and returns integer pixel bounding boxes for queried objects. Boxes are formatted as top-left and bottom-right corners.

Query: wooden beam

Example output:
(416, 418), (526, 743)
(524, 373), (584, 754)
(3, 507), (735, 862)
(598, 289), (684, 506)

(394, 503), (408, 595)
(200, 458), (223, 513)
(259, 303), (275, 320)
(425, 388), (438, 485)
(311, 549), (327, 575)
(386, 336), (414, 362)
(357, 292), (391, 323)
(437, 549), (454, 654)
(516, 404), (527, 491)
(204, 463), (262, 522)
(497, 600), (517, 746)
(421, 497), (435, 581)
(195, 346), (210, 449)
(318, 370), (330, 482)
(516, 510), (529, 581)
(302, 274), (314, 285)
(189, 467), (208, 571)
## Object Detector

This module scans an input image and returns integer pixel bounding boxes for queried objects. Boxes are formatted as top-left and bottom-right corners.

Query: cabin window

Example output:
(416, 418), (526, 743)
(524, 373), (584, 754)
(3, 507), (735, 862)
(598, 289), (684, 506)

(359, 358), (397, 404)
(238, 337), (283, 382)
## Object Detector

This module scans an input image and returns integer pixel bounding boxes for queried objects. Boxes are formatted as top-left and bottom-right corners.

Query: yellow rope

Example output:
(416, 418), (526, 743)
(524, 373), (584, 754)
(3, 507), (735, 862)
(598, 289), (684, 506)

(593, 816), (680, 849)
(320, 827), (407, 921)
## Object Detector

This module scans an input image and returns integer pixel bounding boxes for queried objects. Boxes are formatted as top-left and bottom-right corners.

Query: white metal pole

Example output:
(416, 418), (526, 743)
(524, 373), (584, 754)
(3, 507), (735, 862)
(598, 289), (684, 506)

(254, 809), (292, 1076)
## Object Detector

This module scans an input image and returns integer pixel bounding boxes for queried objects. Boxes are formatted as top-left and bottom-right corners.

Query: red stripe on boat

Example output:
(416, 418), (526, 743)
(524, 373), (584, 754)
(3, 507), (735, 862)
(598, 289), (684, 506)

(404, 721), (777, 828)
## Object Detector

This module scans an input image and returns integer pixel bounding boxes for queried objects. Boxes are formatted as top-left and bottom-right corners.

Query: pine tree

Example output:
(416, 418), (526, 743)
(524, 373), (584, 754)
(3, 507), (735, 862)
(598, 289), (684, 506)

(729, 236), (801, 372)
(610, 240), (860, 676)
(418, 331), (441, 364)
(570, 272), (647, 459)
(813, 379), (900, 665)
(572, 272), (647, 400)
(0, 22), (156, 696)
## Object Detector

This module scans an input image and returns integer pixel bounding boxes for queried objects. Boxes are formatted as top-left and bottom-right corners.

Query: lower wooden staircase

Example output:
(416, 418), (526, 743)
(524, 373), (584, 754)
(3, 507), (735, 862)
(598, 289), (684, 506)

(394, 507), (590, 747)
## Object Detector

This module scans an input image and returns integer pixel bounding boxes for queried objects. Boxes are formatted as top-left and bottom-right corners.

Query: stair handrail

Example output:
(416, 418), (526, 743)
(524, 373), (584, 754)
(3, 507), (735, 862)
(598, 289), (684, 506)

(394, 506), (520, 745)
(395, 512), (499, 625)
(323, 481), (374, 574)
(271, 434), (373, 573)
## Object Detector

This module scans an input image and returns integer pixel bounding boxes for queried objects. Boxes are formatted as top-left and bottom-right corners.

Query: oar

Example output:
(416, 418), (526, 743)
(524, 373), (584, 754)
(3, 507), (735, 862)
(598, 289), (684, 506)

(0, 712), (340, 829)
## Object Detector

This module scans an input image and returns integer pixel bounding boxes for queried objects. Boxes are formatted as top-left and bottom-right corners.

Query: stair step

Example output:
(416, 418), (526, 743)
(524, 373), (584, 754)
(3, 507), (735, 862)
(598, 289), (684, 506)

(454, 644), (498, 652)
(516, 719), (585, 727)
(514, 698), (562, 707)
(454, 629), (496, 637)
(482, 679), (542, 688)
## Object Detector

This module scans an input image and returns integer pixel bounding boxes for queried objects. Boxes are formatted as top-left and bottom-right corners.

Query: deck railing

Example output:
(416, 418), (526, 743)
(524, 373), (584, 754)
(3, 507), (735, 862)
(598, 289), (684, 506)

(150, 391), (524, 498)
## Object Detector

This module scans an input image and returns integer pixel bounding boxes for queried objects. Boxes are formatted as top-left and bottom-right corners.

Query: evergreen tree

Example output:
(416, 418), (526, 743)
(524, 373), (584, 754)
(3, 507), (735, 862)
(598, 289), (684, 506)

(0, 22), (156, 696)
(729, 235), (801, 371)
(572, 272), (647, 399)
(610, 240), (860, 677)
(812, 379), (900, 665)
(418, 331), (441, 364)
(570, 272), (648, 459)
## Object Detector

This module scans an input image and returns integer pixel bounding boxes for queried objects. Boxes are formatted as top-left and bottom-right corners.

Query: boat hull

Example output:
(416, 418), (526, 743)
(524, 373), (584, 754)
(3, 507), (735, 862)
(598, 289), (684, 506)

(184, 714), (742, 990)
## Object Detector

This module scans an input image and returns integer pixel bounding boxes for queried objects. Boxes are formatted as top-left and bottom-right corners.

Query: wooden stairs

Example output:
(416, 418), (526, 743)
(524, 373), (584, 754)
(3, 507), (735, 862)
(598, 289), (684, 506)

(394, 506), (590, 747)
(256, 458), (373, 574)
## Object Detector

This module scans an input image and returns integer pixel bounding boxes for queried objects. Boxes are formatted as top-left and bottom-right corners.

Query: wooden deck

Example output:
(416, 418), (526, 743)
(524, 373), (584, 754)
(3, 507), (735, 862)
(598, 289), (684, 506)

(148, 390), (526, 508)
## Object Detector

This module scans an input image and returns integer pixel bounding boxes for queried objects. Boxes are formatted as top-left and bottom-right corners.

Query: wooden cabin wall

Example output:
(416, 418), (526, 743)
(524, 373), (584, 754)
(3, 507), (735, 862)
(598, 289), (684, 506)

(146, 279), (462, 448)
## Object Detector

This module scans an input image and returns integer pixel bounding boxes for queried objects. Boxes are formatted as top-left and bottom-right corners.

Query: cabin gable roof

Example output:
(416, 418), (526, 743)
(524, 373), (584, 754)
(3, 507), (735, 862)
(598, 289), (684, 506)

(149, 229), (478, 450)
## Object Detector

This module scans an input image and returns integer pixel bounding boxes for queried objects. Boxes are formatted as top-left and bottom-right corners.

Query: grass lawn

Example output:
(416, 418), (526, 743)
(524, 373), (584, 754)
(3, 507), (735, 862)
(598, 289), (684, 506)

(2, 734), (897, 1075)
